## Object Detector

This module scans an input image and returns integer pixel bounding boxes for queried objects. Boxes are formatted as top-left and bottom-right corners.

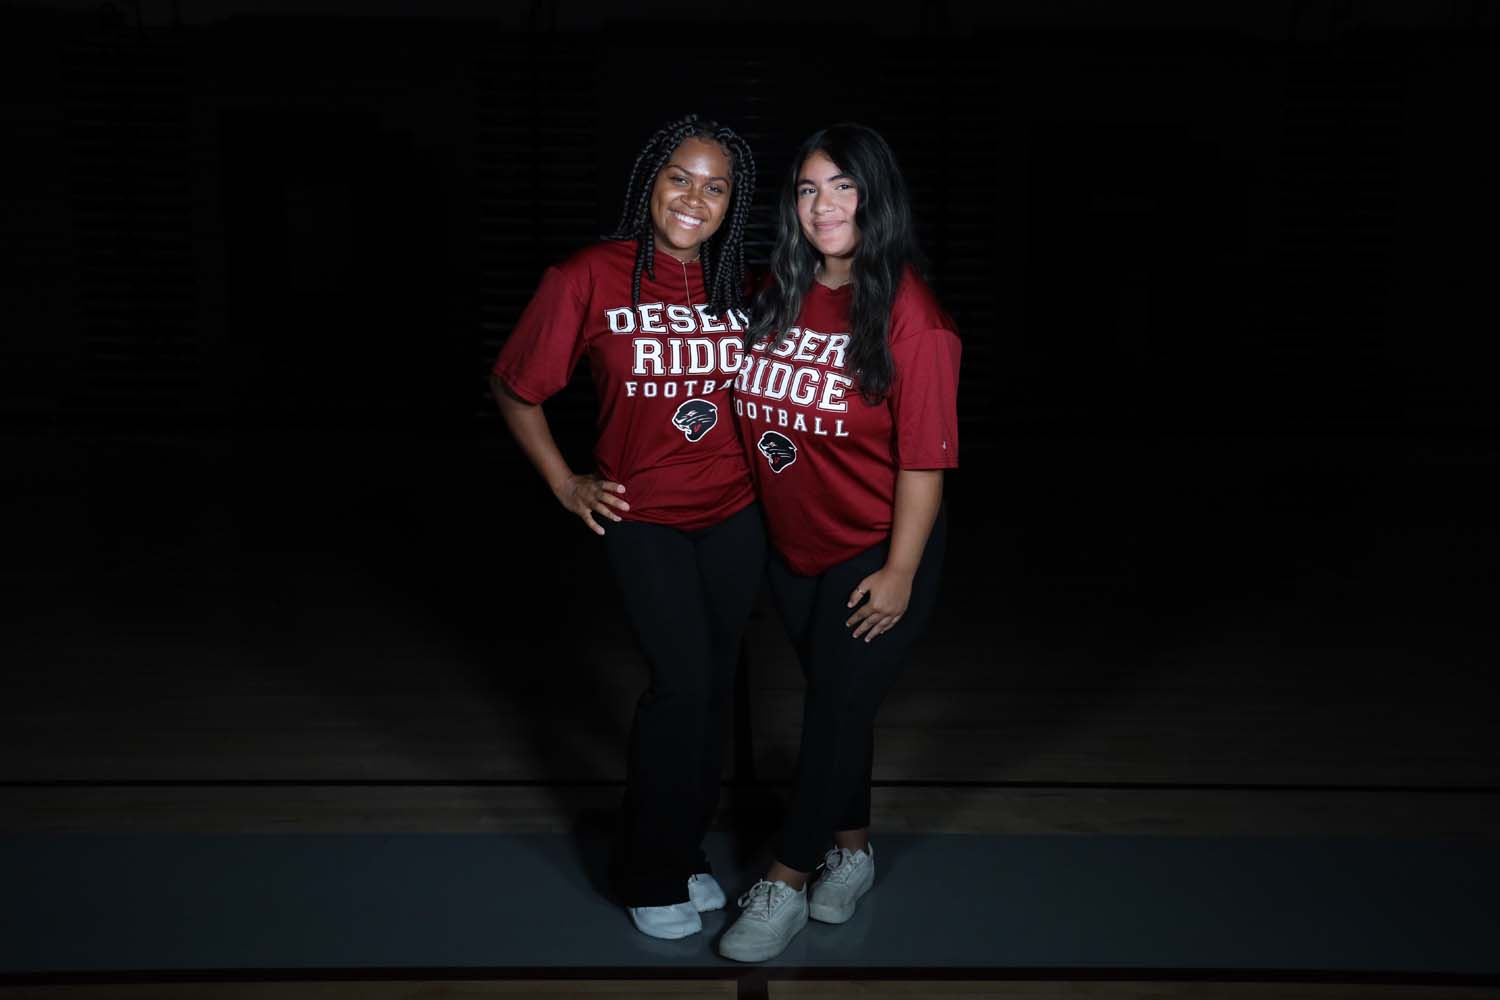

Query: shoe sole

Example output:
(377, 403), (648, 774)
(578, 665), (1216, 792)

(629, 908), (702, 940)
(718, 912), (808, 962)
(808, 882), (870, 924)
(633, 922), (700, 940)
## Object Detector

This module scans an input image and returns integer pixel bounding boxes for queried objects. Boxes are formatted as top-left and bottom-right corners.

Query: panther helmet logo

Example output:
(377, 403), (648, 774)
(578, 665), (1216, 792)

(757, 431), (797, 473)
(672, 398), (718, 442)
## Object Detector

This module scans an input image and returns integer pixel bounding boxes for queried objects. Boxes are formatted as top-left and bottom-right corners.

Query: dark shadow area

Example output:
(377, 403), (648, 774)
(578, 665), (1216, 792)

(3, 425), (1494, 787)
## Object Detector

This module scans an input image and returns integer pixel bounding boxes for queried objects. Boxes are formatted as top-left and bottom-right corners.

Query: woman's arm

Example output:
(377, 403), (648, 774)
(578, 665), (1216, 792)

(845, 468), (943, 641)
(490, 374), (629, 536)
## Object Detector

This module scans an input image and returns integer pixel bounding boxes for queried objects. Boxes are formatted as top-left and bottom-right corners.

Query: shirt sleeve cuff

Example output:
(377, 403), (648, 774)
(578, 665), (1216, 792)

(492, 368), (550, 405)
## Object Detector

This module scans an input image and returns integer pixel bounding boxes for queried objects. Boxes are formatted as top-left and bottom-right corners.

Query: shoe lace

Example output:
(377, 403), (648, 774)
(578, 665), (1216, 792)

(736, 879), (781, 918)
(820, 846), (852, 883)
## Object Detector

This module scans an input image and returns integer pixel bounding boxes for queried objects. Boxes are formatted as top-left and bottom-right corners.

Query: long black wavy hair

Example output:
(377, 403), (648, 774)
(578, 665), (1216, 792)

(747, 123), (925, 403)
(605, 114), (756, 319)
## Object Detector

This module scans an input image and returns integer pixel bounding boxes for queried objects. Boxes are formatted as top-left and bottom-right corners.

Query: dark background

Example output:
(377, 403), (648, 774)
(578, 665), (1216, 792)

(2, 1), (1496, 804)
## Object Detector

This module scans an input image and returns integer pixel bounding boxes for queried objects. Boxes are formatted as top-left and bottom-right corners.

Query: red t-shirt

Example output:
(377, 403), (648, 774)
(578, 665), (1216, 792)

(493, 240), (755, 531)
(734, 269), (961, 575)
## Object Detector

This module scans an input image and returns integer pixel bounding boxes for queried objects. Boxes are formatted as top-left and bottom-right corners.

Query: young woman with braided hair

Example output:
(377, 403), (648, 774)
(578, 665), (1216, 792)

(719, 123), (961, 962)
(490, 115), (763, 941)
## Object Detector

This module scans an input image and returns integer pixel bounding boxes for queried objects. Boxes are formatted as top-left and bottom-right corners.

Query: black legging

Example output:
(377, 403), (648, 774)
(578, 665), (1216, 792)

(767, 506), (947, 873)
(603, 501), (765, 906)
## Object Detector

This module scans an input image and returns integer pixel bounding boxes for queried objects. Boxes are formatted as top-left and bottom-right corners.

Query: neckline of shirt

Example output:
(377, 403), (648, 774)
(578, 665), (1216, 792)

(648, 239), (702, 268)
(811, 278), (853, 297)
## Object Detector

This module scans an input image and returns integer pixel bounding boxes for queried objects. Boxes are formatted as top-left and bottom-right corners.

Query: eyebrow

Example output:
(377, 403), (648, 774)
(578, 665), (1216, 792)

(667, 161), (731, 185)
(798, 173), (854, 186)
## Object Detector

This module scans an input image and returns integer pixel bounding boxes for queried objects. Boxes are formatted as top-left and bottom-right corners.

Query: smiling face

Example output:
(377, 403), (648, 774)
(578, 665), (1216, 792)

(649, 137), (732, 260)
(796, 150), (860, 262)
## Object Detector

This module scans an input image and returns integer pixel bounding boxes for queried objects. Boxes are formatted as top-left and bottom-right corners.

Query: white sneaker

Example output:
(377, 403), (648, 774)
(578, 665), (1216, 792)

(688, 873), (726, 912)
(627, 899), (701, 940)
(808, 844), (874, 924)
(717, 879), (808, 962)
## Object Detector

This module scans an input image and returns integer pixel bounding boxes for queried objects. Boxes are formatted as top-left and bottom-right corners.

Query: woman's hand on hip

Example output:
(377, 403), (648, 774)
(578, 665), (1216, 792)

(553, 473), (629, 535)
(846, 566), (913, 642)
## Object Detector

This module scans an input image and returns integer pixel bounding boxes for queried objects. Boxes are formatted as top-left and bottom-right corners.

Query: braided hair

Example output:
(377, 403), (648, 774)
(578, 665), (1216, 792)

(606, 114), (756, 319)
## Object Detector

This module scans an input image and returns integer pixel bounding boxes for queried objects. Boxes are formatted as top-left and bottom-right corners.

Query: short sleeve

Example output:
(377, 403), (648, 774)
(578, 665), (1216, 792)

(491, 263), (590, 404)
(889, 325), (962, 469)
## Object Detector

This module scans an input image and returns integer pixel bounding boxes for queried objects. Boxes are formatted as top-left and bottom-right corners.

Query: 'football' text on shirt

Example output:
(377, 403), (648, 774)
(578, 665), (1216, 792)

(732, 325), (855, 438)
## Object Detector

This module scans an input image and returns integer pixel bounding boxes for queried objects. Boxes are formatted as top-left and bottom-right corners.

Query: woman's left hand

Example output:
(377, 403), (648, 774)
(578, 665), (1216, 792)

(846, 566), (914, 642)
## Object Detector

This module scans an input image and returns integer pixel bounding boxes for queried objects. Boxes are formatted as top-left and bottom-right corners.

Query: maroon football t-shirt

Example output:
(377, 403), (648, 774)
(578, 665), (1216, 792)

(493, 239), (755, 531)
(734, 269), (961, 576)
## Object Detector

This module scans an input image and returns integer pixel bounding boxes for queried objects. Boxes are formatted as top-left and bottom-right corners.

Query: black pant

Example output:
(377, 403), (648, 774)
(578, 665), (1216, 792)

(767, 506), (947, 873)
(603, 501), (765, 906)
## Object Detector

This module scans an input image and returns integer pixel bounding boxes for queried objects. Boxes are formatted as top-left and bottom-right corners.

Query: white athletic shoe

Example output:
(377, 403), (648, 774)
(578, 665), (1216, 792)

(717, 879), (808, 962)
(808, 844), (874, 924)
(627, 899), (701, 940)
(688, 873), (727, 912)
